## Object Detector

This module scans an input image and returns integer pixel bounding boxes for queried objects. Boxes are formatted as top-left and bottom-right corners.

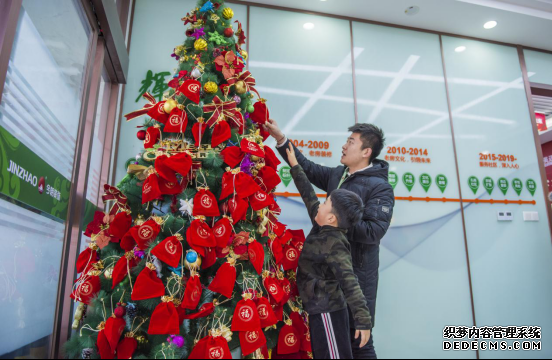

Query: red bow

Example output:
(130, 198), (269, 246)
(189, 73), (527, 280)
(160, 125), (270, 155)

(228, 71), (259, 97)
(203, 96), (244, 129)
(124, 92), (157, 121)
(102, 185), (130, 215)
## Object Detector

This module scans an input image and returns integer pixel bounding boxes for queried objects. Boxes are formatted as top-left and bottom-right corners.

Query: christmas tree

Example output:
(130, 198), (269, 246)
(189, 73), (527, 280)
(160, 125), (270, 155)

(63, 0), (312, 359)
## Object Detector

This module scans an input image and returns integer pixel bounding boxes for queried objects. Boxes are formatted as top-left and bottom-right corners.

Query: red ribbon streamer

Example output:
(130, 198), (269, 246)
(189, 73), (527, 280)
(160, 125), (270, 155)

(124, 92), (157, 121)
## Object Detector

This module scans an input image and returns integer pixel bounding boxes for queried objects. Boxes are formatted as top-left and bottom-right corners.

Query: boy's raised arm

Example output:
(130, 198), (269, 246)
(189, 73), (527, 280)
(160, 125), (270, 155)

(290, 165), (320, 225)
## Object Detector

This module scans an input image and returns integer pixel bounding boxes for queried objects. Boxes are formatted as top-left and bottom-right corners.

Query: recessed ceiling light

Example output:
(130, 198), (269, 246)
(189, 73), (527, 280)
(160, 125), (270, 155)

(455, 46), (467, 53)
(303, 22), (315, 30)
(405, 6), (420, 16)
(484, 21), (497, 29)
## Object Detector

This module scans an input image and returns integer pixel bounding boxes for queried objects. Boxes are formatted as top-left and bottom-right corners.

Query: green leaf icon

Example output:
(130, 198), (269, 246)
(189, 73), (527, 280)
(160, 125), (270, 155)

(420, 173), (432, 193)
(468, 176), (480, 195)
(403, 172), (415, 192)
(388, 172), (398, 189)
(483, 177), (494, 195)
(512, 178), (523, 196)
(436, 174), (448, 193)
(498, 177), (509, 195)
(526, 179), (537, 196)
(279, 166), (292, 187)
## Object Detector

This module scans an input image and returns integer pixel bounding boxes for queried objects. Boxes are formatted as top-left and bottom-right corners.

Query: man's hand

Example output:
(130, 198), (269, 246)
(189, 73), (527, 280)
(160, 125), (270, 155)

(263, 119), (286, 145)
(355, 329), (371, 348)
(286, 143), (299, 167)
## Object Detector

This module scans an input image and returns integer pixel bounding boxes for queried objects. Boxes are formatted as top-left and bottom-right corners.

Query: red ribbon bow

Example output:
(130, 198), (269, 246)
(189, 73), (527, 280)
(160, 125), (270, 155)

(228, 71), (259, 97)
(203, 96), (244, 129)
(102, 185), (130, 215)
(124, 92), (157, 121)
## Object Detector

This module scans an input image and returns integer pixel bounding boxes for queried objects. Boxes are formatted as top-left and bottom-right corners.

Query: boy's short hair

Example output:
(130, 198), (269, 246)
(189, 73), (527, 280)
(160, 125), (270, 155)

(348, 123), (386, 162)
(329, 189), (364, 229)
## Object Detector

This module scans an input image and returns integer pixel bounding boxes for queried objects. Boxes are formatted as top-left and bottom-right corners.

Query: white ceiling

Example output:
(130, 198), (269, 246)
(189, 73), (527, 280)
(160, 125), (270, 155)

(235, 0), (552, 51)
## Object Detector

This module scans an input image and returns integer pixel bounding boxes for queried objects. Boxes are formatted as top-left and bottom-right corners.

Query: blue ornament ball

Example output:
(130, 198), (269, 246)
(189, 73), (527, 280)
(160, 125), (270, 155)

(186, 251), (198, 264)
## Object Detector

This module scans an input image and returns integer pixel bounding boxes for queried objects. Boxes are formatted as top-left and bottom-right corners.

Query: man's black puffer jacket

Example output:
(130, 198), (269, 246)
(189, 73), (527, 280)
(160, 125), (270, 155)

(277, 139), (395, 328)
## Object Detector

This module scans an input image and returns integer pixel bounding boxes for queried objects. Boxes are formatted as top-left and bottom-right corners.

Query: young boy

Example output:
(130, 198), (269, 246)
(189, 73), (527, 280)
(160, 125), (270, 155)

(285, 144), (372, 359)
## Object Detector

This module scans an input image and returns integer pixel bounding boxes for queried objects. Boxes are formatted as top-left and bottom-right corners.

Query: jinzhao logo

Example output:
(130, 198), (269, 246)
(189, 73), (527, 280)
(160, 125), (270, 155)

(7, 160), (38, 188)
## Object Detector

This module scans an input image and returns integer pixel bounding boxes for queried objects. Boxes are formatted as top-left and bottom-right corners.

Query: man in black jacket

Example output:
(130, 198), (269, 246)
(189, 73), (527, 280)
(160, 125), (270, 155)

(264, 120), (395, 359)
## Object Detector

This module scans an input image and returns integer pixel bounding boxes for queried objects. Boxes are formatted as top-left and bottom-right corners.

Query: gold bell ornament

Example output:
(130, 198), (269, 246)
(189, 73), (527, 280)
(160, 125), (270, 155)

(222, 7), (234, 20)
(163, 99), (178, 114)
(234, 80), (247, 95)
(194, 38), (208, 51)
(204, 81), (218, 94)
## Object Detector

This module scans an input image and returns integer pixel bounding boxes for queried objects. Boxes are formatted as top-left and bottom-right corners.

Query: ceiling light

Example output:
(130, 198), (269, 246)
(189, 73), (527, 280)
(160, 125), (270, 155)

(303, 23), (315, 30)
(455, 46), (467, 53)
(484, 21), (497, 29)
(405, 6), (420, 16)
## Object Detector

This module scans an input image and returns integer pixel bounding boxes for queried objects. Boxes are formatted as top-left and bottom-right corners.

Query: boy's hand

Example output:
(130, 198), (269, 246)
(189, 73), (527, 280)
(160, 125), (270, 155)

(263, 119), (286, 145)
(355, 329), (371, 348)
(286, 143), (299, 167)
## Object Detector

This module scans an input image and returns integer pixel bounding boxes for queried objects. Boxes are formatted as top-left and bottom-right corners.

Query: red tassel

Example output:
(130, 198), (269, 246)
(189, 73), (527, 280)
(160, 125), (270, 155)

(239, 330), (267, 356)
(208, 261), (236, 298)
(181, 274), (203, 310)
(231, 298), (261, 331)
(151, 236), (183, 268)
(116, 335), (137, 359)
(193, 189), (221, 217)
(248, 240), (265, 275)
(131, 266), (165, 301)
(104, 316), (125, 352)
(148, 300), (180, 335)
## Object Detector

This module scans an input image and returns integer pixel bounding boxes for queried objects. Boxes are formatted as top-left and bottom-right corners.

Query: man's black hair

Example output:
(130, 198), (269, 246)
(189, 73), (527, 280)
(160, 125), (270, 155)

(348, 123), (386, 162)
(329, 189), (364, 229)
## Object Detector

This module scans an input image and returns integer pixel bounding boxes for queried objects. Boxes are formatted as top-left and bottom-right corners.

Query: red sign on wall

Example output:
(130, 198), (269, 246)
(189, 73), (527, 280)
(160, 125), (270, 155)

(536, 113), (547, 132)
(542, 141), (552, 192)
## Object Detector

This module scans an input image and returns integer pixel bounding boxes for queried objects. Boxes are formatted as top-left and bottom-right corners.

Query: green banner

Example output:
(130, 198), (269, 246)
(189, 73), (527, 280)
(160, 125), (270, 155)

(0, 125), (71, 220)
(420, 173), (432, 193)
(526, 179), (537, 196)
(279, 166), (292, 187)
(403, 172), (415, 192)
(512, 178), (523, 196)
(498, 178), (509, 196)
(468, 176), (480, 195)
(483, 177), (494, 195)
(388, 172), (398, 189)
(436, 174), (448, 193)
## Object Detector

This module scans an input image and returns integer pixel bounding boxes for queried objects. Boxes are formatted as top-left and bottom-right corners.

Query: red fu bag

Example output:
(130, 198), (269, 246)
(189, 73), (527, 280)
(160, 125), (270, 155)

(228, 196), (248, 224)
(155, 155), (177, 183)
(186, 218), (216, 249)
(76, 245), (97, 274)
(255, 296), (278, 328)
(148, 299), (180, 335)
(104, 316), (126, 352)
(221, 146), (245, 168)
(147, 101), (169, 124)
(112, 252), (138, 289)
(256, 165), (281, 192)
(249, 190), (275, 211)
(71, 274), (100, 305)
(277, 324), (301, 355)
(131, 219), (161, 250)
(164, 108), (189, 133)
(181, 274), (203, 310)
(235, 172), (261, 199)
(211, 120), (232, 148)
(181, 302), (215, 320)
(192, 121), (207, 147)
(240, 138), (265, 158)
(250, 100), (270, 125)
(158, 177), (183, 195)
(144, 126), (161, 149)
(205, 336), (232, 359)
(96, 329), (114, 359)
(151, 235), (183, 268)
(165, 152), (193, 178)
(142, 173), (163, 204)
(220, 171), (235, 200)
(239, 330), (267, 357)
(263, 275), (284, 304)
(117, 335), (138, 359)
(231, 297), (261, 332)
(193, 188), (221, 217)
(109, 212), (133, 241)
(213, 217), (233, 248)
(131, 265), (165, 301)
(208, 260), (236, 298)
(281, 245), (300, 271)
(247, 240), (265, 276)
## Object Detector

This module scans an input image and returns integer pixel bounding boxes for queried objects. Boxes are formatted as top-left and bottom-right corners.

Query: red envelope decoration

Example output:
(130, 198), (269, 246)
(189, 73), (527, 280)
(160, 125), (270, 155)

(164, 152), (193, 177)
(205, 336), (232, 359)
(117, 336), (138, 359)
(179, 79), (201, 104)
(235, 172), (261, 198)
(248, 240), (265, 275)
(277, 324), (301, 355)
(228, 196), (248, 224)
(112, 253), (138, 289)
(131, 266), (165, 301)
(211, 120), (232, 148)
(249, 190), (275, 211)
(221, 146), (245, 168)
(151, 236), (183, 267)
(240, 138), (265, 158)
(208, 261), (236, 298)
(192, 121), (207, 147)
(187, 218), (216, 249)
(147, 101), (169, 124)
(109, 212), (133, 241)
(264, 146), (281, 169)
(158, 177), (183, 195)
(256, 166), (281, 192)
(144, 126), (161, 149)
(97, 330), (114, 359)
(213, 217), (233, 248)
(164, 108), (189, 133)
(131, 219), (161, 250)
(255, 296), (278, 328)
(281, 245), (300, 271)
(142, 173), (162, 204)
(182, 274), (203, 310)
(182, 302), (215, 320)
(104, 316), (126, 352)
(70, 274), (100, 305)
(250, 101), (270, 125)
(240, 330), (267, 356)
(193, 188), (221, 217)
(231, 298), (261, 331)
(148, 300), (180, 335)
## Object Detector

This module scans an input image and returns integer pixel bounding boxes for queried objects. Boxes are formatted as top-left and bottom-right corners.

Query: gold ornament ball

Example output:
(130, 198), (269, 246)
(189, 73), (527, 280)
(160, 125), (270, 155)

(185, 256), (202, 270)
(194, 38), (208, 51)
(104, 267), (114, 280)
(234, 80), (247, 95)
(240, 49), (248, 61)
(250, 155), (260, 162)
(204, 81), (218, 94)
(222, 8), (234, 20)
(163, 99), (178, 114)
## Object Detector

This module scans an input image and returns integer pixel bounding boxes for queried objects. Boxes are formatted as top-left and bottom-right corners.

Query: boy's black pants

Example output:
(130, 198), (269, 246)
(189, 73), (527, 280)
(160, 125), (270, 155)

(309, 308), (353, 359)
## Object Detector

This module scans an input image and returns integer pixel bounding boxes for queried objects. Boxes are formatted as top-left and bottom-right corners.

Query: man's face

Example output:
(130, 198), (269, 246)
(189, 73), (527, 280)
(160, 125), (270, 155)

(341, 133), (371, 168)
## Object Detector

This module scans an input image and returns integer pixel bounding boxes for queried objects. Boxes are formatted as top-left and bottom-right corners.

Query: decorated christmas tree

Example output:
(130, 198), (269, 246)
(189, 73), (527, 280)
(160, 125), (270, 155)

(63, 0), (312, 359)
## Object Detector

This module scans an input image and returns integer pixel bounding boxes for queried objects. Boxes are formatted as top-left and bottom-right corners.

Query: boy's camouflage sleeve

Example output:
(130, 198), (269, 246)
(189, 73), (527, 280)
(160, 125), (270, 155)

(327, 240), (373, 330)
(290, 165), (320, 224)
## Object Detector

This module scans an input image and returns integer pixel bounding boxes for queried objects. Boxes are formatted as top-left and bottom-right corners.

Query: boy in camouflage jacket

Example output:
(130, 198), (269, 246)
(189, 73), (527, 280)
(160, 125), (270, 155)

(285, 144), (372, 359)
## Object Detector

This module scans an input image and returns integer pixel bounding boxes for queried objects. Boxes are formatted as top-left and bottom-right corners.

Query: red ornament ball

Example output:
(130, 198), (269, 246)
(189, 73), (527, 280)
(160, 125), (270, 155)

(137, 130), (147, 141)
(114, 306), (126, 318)
(224, 27), (234, 38)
